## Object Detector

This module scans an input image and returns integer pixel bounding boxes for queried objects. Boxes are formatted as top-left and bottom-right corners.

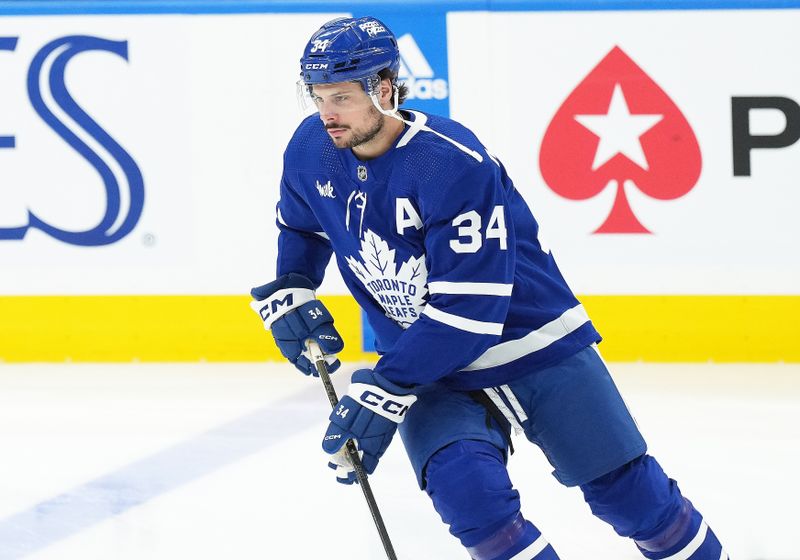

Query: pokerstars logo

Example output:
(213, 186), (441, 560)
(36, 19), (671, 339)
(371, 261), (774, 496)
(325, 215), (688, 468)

(540, 47), (701, 234)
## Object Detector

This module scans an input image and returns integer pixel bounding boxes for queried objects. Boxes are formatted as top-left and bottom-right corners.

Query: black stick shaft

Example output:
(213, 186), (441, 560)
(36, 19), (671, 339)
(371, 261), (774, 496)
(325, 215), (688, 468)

(308, 341), (398, 560)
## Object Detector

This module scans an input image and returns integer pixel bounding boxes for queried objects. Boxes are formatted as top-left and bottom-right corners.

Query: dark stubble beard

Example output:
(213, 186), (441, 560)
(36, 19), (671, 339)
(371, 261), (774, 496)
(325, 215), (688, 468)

(337, 106), (385, 149)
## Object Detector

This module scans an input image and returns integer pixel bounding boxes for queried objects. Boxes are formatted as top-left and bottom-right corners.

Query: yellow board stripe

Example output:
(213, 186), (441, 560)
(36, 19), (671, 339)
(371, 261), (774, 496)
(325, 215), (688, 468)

(0, 295), (797, 362)
(0, 295), (369, 363)
(581, 295), (799, 362)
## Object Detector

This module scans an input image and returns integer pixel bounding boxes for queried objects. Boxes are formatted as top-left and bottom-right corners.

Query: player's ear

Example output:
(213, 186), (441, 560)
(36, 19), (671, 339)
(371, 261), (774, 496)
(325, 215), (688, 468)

(380, 78), (393, 103)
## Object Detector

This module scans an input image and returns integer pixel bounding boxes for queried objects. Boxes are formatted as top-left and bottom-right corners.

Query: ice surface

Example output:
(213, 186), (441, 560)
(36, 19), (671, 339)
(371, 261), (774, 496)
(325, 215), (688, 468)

(0, 361), (797, 559)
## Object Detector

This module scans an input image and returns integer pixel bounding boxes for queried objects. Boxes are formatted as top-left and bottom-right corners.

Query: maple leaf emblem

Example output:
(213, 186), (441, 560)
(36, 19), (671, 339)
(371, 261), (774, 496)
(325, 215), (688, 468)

(345, 229), (428, 329)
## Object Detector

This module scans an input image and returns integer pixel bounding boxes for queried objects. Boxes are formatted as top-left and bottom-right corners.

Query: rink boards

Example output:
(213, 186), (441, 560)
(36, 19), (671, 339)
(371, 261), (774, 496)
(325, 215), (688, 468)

(0, 2), (798, 361)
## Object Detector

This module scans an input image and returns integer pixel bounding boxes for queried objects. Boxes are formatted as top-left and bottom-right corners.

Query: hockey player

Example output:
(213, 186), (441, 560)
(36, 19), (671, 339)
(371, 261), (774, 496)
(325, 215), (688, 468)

(251, 16), (729, 560)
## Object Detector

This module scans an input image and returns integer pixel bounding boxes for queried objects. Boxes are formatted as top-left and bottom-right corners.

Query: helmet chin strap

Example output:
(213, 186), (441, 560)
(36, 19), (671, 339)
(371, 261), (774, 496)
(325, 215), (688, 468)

(369, 85), (412, 126)
(367, 83), (484, 162)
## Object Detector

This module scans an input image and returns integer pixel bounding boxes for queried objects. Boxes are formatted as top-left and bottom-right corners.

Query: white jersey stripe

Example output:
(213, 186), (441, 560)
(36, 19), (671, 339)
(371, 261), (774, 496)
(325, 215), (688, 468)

(399, 110), (483, 162)
(509, 535), (549, 559)
(428, 281), (513, 296)
(277, 208), (329, 240)
(423, 124), (483, 162)
(462, 304), (590, 371)
(397, 111), (427, 147)
(423, 305), (504, 335)
(660, 522), (708, 560)
(277, 208), (288, 227)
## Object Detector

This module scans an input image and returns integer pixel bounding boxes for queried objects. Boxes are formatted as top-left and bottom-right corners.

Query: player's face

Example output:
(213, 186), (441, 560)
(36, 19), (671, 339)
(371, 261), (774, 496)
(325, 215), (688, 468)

(311, 82), (384, 149)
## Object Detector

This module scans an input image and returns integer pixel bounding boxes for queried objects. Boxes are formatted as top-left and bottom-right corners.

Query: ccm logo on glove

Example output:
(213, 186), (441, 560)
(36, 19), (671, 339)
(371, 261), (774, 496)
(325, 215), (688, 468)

(250, 274), (344, 376)
(347, 382), (417, 422)
(360, 391), (410, 417)
(252, 287), (315, 329)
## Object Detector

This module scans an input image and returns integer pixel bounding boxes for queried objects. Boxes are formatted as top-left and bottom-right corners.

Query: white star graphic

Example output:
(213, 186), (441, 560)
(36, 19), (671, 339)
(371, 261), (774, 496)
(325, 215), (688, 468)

(575, 84), (663, 171)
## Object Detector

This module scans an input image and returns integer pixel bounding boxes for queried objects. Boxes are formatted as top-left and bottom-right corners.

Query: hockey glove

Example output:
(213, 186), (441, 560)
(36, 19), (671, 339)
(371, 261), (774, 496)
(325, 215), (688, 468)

(250, 273), (344, 376)
(322, 369), (417, 484)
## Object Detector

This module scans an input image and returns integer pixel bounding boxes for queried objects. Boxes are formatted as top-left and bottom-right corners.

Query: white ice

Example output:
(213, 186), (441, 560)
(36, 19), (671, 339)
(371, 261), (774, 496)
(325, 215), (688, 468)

(0, 361), (797, 560)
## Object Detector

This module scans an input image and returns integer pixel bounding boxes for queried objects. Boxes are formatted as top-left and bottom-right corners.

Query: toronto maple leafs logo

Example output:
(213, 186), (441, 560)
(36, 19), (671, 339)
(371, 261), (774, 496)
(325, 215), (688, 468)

(345, 229), (428, 328)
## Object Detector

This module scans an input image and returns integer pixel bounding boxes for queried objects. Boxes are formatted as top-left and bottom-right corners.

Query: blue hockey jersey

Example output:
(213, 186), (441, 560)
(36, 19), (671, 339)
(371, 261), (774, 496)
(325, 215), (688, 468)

(276, 110), (600, 391)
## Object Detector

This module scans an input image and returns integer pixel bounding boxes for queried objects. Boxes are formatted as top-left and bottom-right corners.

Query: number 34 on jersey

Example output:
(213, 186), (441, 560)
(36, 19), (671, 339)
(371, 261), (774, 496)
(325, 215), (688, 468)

(395, 197), (508, 254)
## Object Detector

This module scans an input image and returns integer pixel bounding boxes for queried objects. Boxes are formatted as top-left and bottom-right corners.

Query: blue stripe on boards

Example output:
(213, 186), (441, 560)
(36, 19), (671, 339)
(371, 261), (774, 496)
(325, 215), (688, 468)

(0, 0), (798, 15)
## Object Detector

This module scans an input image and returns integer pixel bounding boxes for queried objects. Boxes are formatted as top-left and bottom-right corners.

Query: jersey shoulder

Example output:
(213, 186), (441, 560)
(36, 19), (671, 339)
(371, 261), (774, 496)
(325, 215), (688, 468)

(283, 115), (342, 174)
(400, 111), (486, 163)
(395, 111), (498, 202)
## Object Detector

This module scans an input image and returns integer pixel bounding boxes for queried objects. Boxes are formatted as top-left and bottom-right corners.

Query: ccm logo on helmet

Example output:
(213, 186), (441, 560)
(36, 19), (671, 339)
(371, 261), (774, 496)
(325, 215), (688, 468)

(305, 63), (328, 70)
(359, 390), (410, 418)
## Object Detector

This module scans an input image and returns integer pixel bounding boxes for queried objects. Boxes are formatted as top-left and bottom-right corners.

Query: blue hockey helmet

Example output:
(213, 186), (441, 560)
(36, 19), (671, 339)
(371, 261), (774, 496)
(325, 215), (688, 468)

(299, 16), (400, 93)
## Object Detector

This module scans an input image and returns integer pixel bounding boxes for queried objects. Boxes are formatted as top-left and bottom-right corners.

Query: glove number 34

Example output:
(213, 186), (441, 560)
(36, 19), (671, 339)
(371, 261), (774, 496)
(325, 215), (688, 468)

(450, 206), (507, 253)
(335, 404), (349, 419)
(308, 307), (324, 320)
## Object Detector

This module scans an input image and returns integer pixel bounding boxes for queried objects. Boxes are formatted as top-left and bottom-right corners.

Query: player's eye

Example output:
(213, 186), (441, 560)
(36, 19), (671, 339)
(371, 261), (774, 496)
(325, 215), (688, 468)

(335, 95), (349, 104)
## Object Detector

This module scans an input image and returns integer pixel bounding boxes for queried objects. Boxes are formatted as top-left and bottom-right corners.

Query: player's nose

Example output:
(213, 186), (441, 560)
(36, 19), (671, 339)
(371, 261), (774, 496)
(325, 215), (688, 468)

(318, 100), (338, 120)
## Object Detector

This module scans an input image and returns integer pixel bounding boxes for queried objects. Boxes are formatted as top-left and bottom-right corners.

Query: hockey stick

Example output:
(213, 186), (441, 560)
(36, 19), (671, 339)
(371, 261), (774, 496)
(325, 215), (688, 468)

(306, 340), (399, 560)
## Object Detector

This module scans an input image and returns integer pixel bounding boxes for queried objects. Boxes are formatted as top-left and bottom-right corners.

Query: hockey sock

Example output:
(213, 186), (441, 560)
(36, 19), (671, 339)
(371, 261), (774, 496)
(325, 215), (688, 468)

(635, 500), (728, 560)
(425, 440), (559, 558)
(580, 455), (728, 560)
(467, 513), (559, 560)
